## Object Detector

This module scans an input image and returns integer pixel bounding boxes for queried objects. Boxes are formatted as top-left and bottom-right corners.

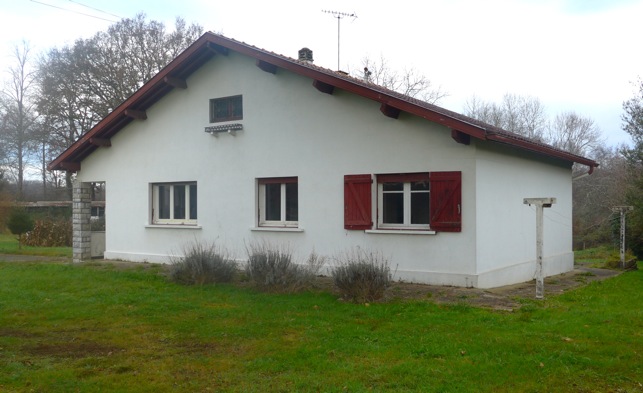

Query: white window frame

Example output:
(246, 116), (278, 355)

(258, 178), (298, 228)
(151, 182), (197, 225)
(377, 176), (430, 230)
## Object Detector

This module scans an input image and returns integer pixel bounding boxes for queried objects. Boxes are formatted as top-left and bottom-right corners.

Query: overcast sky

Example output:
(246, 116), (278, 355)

(1, 0), (642, 148)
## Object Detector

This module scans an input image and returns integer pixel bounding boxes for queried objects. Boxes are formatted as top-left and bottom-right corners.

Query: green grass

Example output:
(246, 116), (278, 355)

(0, 261), (641, 392)
(575, 245), (637, 269)
(0, 233), (71, 258)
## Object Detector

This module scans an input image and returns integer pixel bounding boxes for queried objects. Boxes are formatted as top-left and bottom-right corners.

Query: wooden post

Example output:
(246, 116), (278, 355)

(524, 198), (556, 299)
(611, 206), (634, 268)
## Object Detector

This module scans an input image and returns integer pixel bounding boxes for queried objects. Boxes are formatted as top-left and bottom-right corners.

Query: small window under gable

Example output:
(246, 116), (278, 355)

(209, 95), (242, 123)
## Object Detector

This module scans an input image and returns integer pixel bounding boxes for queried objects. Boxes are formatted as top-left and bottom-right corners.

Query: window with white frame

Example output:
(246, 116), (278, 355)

(377, 173), (430, 229)
(152, 182), (197, 225)
(344, 172), (462, 232)
(258, 177), (298, 227)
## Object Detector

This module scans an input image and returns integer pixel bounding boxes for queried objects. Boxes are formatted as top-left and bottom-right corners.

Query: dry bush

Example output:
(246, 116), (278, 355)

(245, 242), (325, 293)
(331, 249), (392, 303)
(169, 241), (237, 285)
(0, 196), (11, 232)
(23, 219), (72, 247)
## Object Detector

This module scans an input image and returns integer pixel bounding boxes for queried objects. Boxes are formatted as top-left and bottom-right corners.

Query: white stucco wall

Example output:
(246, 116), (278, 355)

(473, 144), (573, 288)
(76, 51), (574, 287)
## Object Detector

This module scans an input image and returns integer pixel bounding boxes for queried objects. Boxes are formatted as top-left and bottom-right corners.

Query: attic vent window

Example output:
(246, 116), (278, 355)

(209, 95), (242, 123)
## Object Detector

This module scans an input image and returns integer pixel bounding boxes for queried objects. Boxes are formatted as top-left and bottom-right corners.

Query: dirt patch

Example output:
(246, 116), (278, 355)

(308, 265), (622, 311)
(0, 254), (70, 263)
(24, 341), (121, 359)
(0, 328), (43, 338)
(381, 266), (621, 311)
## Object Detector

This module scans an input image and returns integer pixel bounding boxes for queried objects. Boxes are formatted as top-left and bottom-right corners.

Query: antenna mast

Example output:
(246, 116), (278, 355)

(322, 10), (357, 70)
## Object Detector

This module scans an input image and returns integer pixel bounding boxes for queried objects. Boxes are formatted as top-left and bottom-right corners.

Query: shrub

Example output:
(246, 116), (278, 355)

(331, 249), (392, 302)
(7, 208), (34, 248)
(169, 241), (237, 285)
(245, 242), (325, 293)
(24, 219), (72, 247)
(604, 250), (637, 269)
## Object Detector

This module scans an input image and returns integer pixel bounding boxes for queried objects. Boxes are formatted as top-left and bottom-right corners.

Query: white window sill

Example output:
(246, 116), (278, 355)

(365, 229), (436, 235)
(146, 224), (202, 229)
(251, 227), (304, 233)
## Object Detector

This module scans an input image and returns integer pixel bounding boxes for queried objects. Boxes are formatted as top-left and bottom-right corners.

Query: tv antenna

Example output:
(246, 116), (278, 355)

(322, 10), (357, 70)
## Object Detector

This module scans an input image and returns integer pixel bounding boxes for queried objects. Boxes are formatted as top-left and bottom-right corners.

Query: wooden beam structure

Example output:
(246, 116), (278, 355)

(313, 80), (334, 95)
(163, 76), (187, 89)
(451, 129), (471, 145)
(124, 109), (147, 120)
(206, 42), (229, 56)
(256, 60), (277, 74)
(59, 162), (80, 172)
(89, 138), (111, 147)
(380, 103), (400, 119)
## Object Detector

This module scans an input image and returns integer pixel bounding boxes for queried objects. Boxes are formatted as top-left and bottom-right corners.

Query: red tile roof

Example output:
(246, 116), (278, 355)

(49, 32), (598, 172)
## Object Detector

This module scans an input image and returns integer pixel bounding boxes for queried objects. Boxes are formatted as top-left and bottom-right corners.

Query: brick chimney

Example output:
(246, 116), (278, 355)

(298, 47), (313, 63)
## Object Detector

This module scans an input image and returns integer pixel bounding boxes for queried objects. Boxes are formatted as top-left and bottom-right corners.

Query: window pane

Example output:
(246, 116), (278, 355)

(215, 102), (228, 120)
(383, 193), (404, 224)
(174, 185), (186, 220)
(189, 184), (197, 220)
(411, 181), (429, 191)
(383, 182), (403, 191)
(158, 185), (170, 219)
(411, 192), (430, 224)
(285, 182), (298, 221)
(265, 183), (281, 221)
(232, 95), (243, 118)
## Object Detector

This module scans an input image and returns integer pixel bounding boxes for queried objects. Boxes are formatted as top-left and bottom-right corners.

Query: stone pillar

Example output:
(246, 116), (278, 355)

(73, 181), (92, 263)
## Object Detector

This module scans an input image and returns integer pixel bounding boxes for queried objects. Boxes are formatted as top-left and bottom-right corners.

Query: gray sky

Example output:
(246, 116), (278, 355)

(1, 0), (642, 148)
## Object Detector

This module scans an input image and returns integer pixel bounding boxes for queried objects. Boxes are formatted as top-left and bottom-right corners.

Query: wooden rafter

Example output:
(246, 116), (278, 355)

(59, 162), (80, 172)
(451, 129), (471, 145)
(163, 76), (187, 89)
(380, 103), (401, 119)
(206, 42), (229, 56)
(256, 60), (277, 74)
(124, 109), (147, 120)
(90, 138), (111, 147)
(313, 80), (334, 95)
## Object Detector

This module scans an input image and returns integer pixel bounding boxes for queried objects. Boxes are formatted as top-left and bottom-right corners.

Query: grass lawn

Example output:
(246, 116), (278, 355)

(0, 260), (641, 392)
(0, 233), (71, 258)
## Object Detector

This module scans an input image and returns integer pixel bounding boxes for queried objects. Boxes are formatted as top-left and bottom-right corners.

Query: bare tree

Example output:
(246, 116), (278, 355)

(463, 93), (547, 140)
(37, 14), (203, 195)
(621, 78), (643, 258)
(572, 145), (629, 248)
(622, 78), (643, 165)
(359, 55), (447, 104)
(0, 41), (39, 200)
(547, 111), (603, 160)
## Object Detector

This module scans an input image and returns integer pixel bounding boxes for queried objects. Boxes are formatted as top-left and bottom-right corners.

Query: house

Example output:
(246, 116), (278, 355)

(49, 32), (598, 288)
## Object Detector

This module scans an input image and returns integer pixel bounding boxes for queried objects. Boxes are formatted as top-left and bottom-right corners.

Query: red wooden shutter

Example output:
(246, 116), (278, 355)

(430, 171), (462, 232)
(344, 174), (373, 230)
